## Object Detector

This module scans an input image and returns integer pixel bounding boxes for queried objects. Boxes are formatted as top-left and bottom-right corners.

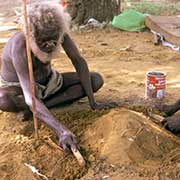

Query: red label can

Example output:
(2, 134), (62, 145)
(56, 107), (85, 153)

(145, 71), (166, 99)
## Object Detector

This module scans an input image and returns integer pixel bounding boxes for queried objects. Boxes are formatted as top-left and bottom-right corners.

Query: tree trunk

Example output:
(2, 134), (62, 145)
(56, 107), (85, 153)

(66, 0), (120, 25)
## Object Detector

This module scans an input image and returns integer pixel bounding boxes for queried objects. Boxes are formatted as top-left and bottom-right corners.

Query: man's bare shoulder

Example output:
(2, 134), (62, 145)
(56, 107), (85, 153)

(11, 31), (24, 39)
(3, 31), (26, 58)
(6, 31), (25, 49)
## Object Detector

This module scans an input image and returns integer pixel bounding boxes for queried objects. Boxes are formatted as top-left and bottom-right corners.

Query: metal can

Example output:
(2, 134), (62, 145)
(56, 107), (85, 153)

(145, 71), (166, 99)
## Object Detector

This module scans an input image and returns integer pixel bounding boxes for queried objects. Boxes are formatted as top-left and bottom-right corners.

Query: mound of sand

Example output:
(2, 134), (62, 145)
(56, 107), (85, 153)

(83, 108), (180, 168)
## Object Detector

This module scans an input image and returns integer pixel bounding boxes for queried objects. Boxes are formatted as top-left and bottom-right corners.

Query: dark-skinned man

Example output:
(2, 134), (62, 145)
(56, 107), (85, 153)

(0, 1), (116, 152)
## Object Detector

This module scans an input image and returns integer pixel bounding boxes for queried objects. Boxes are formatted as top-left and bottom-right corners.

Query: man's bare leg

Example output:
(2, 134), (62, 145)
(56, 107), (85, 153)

(0, 86), (32, 120)
(0, 72), (103, 119)
(0, 87), (26, 111)
(0, 72), (102, 114)
(44, 72), (103, 108)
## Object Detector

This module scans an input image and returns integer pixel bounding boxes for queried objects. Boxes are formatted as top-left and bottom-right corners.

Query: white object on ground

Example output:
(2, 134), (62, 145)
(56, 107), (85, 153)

(24, 163), (49, 180)
(80, 18), (106, 29)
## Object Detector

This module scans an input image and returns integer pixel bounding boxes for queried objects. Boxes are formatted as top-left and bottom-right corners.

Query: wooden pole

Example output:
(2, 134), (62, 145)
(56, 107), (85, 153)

(22, 0), (39, 139)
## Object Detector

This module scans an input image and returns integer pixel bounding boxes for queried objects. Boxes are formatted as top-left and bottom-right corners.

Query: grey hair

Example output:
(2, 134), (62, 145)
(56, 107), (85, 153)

(27, 0), (71, 36)
(25, 1), (71, 63)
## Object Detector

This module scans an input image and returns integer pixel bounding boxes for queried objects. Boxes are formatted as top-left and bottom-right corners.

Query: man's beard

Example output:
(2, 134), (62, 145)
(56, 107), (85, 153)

(29, 35), (64, 64)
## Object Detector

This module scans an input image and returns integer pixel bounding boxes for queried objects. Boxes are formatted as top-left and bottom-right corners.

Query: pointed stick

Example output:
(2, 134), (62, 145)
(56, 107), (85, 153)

(22, 0), (39, 139)
(46, 137), (85, 167)
(71, 147), (86, 167)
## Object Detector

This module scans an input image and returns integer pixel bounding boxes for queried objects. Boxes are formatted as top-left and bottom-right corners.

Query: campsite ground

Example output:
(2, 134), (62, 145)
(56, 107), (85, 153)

(1, 1), (180, 180)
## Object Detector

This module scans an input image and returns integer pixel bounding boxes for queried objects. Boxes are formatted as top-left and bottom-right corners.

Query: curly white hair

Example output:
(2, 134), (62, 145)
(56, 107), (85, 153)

(25, 0), (71, 63)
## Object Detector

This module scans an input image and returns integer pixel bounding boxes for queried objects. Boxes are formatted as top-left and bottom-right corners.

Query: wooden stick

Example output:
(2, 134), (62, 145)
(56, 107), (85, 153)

(46, 137), (85, 167)
(71, 147), (85, 167)
(22, 0), (39, 139)
(147, 111), (164, 123)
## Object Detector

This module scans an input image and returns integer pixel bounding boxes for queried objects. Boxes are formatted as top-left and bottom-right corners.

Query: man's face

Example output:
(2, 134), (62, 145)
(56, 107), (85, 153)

(35, 27), (60, 53)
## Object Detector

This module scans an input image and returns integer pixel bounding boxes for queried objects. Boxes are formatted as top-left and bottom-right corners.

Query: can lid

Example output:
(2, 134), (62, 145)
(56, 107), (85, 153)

(146, 71), (166, 77)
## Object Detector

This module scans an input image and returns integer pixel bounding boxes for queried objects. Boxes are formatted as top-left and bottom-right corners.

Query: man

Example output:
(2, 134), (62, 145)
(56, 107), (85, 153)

(0, 1), (116, 151)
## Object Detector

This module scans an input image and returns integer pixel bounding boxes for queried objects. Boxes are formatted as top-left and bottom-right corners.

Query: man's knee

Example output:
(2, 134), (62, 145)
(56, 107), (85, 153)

(0, 91), (12, 111)
(0, 91), (9, 101)
(0, 90), (22, 112)
(91, 72), (104, 92)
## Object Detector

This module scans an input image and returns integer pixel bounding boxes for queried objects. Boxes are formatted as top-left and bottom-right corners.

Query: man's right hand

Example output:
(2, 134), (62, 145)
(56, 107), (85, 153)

(58, 131), (78, 152)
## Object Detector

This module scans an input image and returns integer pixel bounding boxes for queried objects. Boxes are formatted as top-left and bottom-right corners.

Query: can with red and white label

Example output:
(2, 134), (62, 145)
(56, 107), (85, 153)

(145, 71), (166, 99)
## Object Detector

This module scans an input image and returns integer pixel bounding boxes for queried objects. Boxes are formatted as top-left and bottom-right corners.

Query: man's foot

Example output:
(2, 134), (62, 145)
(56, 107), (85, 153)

(17, 109), (33, 121)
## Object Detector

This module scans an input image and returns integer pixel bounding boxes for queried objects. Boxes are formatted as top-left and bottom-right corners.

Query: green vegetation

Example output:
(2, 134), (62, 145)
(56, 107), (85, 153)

(123, 0), (180, 15)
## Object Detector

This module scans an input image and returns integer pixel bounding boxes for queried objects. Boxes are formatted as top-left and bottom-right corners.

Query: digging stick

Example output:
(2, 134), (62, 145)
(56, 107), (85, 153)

(22, 0), (39, 139)
(71, 147), (85, 167)
(46, 137), (85, 167)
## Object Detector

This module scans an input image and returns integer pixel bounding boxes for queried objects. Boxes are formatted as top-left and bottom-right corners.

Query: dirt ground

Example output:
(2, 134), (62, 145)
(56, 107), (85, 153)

(1, 1), (180, 180)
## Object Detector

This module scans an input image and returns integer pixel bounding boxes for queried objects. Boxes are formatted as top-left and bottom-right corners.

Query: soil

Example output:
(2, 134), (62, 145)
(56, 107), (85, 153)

(1, 1), (180, 180)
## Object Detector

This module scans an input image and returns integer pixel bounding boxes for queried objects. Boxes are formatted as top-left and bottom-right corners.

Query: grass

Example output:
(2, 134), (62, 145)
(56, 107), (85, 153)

(122, 0), (180, 16)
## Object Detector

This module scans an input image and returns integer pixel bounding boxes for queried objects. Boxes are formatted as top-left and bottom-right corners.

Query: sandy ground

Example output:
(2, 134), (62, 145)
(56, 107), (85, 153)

(1, 1), (180, 180)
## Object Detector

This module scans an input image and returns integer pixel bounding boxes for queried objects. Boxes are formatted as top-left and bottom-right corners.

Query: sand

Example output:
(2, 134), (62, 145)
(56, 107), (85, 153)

(1, 1), (180, 179)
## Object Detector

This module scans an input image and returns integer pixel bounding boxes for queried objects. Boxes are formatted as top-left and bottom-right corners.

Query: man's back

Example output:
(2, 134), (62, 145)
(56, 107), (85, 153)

(1, 31), (25, 82)
(1, 31), (52, 85)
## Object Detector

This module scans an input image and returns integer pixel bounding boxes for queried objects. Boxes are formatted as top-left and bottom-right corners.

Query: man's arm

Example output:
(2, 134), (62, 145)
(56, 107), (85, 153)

(62, 34), (97, 108)
(11, 35), (77, 151)
(62, 34), (114, 110)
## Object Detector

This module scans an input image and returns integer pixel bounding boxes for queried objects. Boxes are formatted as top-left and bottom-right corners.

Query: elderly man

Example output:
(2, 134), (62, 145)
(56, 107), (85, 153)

(0, 1), (116, 151)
